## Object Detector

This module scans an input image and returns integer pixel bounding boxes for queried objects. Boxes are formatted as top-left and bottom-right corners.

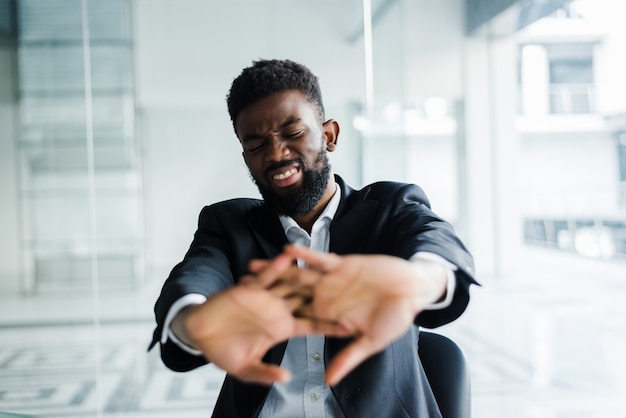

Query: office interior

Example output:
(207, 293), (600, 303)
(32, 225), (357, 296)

(1, 0), (625, 417)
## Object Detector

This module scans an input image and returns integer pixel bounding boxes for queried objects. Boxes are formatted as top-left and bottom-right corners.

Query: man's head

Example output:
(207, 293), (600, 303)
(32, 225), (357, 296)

(227, 60), (339, 223)
(227, 59), (325, 129)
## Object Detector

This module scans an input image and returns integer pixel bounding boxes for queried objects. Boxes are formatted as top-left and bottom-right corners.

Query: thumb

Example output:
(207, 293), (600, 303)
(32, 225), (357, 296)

(284, 245), (342, 272)
(244, 254), (293, 289)
(248, 259), (271, 273)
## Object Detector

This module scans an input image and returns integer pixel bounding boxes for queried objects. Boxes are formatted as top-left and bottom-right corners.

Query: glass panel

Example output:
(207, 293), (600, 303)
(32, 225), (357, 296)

(3, 0), (143, 416)
(364, 1), (460, 223)
(2, 1), (367, 417)
(20, 45), (133, 92)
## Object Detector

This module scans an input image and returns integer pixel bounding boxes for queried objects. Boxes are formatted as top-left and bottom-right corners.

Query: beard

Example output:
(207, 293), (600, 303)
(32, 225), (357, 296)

(252, 147), (331, 218)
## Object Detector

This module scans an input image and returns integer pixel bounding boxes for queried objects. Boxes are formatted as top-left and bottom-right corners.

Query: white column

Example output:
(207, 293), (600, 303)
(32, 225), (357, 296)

(0, 45), (21, 294)
(462, 33), (522, 278)
(520, 44), (549, 116)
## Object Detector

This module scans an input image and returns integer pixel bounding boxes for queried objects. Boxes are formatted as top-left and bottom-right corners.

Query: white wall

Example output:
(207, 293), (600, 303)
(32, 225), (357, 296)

(407, 135), (459, 222)
(133, 0), (367, 108)
(139, 106), (252, 277)
(581, 0), (626, 116)
(403, 0), (465, 99)
(133, 0), (368, 279)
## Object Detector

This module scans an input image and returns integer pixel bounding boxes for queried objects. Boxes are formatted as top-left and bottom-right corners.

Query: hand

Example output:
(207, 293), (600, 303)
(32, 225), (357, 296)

(257, 245), (447, 385)
(183, 254), (349, 385)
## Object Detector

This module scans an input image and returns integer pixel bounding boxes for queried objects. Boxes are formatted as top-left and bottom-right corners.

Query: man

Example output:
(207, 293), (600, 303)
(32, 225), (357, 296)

(149, 59), (478, 417)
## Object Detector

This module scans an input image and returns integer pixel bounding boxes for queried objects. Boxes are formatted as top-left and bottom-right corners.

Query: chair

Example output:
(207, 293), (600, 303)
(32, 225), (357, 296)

(418, 331), (471, 418)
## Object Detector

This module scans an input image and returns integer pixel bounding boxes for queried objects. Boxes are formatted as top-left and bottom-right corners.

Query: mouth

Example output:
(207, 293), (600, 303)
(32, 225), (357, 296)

(268, 164), (301, 189)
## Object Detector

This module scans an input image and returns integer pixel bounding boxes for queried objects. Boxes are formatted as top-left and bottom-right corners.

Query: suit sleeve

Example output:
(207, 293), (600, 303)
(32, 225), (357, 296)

(386, 183), (479, 328)
(149, 205), (236, 372)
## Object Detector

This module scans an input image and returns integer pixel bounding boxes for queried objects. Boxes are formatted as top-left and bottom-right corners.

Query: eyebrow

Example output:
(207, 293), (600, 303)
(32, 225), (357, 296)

(280, 116), (301, 129)
(241, 117), (302, 143)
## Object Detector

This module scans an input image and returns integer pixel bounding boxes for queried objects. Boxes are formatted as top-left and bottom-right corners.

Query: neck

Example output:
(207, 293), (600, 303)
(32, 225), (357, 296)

(293, 175), (337, 233)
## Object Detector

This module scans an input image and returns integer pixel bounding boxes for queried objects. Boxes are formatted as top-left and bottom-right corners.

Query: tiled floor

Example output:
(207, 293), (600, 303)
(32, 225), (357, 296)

(445, 247), (626, 418)
(0, 321), (222, 418)
(1, 246), (625, 417)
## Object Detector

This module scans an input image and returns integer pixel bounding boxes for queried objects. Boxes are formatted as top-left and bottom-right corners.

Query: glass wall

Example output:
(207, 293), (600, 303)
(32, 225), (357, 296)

(0, 1), (368, 416)
(16, 0), (141, 293)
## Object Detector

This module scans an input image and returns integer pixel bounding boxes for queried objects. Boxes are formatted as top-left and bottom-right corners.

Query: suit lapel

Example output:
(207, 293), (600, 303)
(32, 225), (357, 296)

(246, 205), (290, 366)
(246, 204), (288, 260)
(246, 176), (379, 257)
(329, 176), (379, 255)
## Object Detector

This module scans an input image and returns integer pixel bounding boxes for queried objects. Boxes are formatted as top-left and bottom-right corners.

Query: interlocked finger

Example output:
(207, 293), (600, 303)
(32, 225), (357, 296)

(244, 254), (293, 289)
(284, 293), (313, 314)
(276, 264), (324, 287)
(293, 302), (314, 319)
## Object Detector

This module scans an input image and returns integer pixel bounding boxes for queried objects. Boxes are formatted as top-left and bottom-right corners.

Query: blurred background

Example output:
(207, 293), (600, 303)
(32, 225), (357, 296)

(0, 0), (625, 417)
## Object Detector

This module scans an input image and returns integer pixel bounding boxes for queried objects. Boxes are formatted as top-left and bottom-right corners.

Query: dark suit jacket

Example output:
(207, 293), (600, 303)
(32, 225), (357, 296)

(150, 175), (477, 417)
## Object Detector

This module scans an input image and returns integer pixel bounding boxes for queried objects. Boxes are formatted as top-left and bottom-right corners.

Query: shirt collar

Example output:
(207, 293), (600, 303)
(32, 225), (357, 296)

(279, 184), (342, 232)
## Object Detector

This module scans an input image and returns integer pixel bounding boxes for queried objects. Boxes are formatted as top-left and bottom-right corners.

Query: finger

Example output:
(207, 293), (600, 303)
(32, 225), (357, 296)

(239, 273), (282, 287)
(243, 265), (318, 293)
(240, 264), (298, 287)
(237, 362), (291, 385)
(285, 298), (311, 317)
(284, 245), (342, 272)
(270, 282), (313, 301)
(310, 319), (353, 337)
(239, 274), (256, 285)
(278, 266), (322, 287)
(248, 259), (271, 273)
(246, 254), (293, 289)
(324, 336), (382, 386)
(291, 317), (352, 338)
(293, 302), (314, 318)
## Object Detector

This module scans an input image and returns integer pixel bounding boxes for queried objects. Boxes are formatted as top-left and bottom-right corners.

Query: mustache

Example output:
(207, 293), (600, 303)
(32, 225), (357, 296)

(264, 158), (302, 178)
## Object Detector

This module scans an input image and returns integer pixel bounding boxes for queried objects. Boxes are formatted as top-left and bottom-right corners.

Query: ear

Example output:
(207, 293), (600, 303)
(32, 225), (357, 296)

(322, 119), (340, 152)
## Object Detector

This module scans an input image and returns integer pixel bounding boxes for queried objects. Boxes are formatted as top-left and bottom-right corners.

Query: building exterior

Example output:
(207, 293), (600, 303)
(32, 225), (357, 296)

(517, 1), (626, 258)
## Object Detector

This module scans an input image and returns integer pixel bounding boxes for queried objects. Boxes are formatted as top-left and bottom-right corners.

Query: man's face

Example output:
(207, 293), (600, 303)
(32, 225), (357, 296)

(235, 90), (337, 217)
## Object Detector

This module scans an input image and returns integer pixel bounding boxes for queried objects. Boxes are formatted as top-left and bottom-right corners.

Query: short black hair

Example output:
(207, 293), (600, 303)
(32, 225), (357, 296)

(226, 59), (325, 129)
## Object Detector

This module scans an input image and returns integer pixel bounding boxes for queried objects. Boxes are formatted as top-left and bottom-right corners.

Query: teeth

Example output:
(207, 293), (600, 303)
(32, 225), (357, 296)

(273, 168), (297, 180)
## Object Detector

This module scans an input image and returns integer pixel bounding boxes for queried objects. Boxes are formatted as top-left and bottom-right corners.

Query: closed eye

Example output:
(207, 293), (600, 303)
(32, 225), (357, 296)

(245, 140), (266, 153)
(283, 130), (303, 139)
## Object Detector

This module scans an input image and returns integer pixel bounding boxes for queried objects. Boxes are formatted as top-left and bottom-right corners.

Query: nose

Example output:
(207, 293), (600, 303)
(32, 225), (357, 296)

(265, 137), (290, 161)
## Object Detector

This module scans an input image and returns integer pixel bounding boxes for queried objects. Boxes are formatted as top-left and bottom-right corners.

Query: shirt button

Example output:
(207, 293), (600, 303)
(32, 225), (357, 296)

(313, 353), (322, 361)
(310, 393), (319, 403)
